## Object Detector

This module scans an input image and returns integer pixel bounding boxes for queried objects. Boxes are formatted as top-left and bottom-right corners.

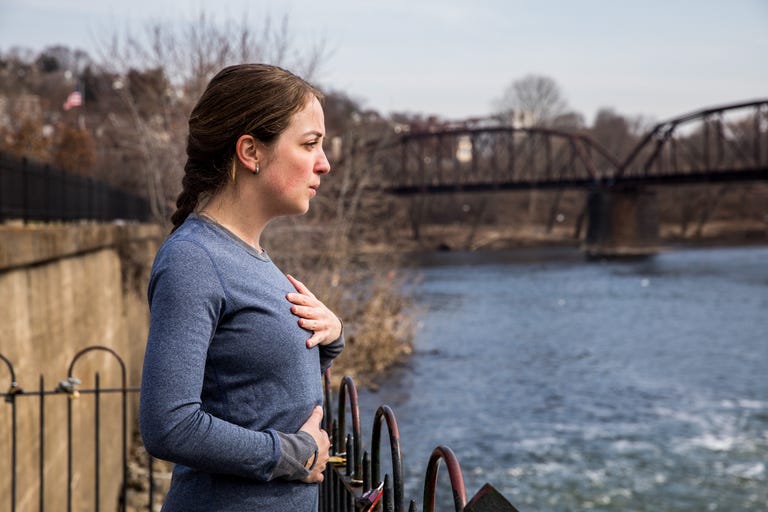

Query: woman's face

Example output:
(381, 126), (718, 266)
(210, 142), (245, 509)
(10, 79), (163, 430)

(259, 96), (331, 217)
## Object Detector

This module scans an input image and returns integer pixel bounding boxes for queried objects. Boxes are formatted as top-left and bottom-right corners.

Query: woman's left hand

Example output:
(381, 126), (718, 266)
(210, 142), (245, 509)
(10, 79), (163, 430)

(286, 274), (343, 348)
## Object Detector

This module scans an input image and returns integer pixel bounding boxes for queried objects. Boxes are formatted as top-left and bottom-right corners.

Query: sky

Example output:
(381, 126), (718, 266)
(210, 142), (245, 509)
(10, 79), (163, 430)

(0, 0), (766, 125)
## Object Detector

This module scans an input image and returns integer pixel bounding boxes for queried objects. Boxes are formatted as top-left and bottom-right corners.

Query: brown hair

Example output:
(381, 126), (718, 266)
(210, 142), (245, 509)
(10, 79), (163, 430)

(170, 63), (323, 231)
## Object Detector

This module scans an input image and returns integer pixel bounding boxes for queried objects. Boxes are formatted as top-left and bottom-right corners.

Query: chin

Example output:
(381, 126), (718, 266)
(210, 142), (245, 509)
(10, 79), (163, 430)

(290, 203), (311, 216)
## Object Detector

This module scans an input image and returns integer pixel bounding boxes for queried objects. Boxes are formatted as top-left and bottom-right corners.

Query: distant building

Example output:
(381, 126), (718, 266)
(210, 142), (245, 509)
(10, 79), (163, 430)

(14, 93), (43, 124)
(0, 95), (9, 128)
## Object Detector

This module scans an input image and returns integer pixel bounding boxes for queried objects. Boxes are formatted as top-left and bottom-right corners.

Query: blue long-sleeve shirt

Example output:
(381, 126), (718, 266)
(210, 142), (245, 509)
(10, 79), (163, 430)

(140, 214), (343, 511)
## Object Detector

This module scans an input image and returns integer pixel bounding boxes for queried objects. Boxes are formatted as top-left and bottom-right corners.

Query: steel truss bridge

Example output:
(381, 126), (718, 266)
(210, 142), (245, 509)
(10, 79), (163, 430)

(370, 99), (768, 194)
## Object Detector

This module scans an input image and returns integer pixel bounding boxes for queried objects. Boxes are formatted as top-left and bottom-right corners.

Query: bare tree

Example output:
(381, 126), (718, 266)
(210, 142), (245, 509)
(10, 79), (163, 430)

(92, 10), (328, 221)
(589, 108), (642, 160)
(493, 74), (571, 127)
(492, 75), (584, 227)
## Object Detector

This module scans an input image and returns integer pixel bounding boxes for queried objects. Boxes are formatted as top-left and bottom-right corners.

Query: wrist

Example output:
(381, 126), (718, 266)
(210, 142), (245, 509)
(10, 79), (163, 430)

(304, 448), (318, 470)
(337, 316), (344, 336)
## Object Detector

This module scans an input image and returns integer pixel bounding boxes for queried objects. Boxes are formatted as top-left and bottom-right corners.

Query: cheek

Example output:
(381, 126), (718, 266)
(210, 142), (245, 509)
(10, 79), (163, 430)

(263, 147), (313, 196)
(278, 171), (305, 194)
(268, 163), (306, 195)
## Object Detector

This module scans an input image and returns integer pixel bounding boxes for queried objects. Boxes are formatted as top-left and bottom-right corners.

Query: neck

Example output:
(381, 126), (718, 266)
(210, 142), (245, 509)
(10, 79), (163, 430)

(199, 195), (268, 252)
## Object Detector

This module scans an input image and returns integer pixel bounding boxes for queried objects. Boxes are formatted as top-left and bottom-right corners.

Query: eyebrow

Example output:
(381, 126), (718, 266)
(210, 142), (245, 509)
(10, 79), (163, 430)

(303, 130), (325, 138)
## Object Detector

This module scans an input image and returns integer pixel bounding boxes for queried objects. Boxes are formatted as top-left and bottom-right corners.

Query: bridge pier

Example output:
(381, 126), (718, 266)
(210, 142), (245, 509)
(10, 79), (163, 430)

(582, 187), (661, 258)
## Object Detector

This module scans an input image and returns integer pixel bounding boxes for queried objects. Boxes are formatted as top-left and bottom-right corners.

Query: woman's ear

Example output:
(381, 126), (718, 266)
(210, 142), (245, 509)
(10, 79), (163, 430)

(235, 134), (260, 173)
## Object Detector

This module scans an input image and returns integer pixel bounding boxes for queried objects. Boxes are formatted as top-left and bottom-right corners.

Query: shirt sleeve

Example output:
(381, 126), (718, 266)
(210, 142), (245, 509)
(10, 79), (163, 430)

(271, 431), (317, 480)
(319, 327), (345, 374)
(139, 240), (281, 481)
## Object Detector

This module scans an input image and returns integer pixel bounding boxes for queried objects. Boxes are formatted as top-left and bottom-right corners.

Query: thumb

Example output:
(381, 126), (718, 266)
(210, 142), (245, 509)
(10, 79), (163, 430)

(311, 405), (324, 423)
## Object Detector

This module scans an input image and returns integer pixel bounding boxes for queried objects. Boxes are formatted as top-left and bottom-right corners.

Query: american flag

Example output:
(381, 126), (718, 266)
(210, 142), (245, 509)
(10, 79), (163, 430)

(63, 90), (83, 110)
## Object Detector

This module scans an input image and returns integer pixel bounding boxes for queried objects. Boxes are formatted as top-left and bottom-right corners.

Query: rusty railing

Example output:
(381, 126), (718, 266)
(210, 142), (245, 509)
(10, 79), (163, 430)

(2, 346), (517, 511)
(319, 372), (519, 511)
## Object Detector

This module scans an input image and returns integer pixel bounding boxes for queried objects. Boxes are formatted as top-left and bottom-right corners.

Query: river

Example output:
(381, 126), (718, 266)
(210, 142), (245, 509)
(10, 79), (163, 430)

(355, 245), (768, 511)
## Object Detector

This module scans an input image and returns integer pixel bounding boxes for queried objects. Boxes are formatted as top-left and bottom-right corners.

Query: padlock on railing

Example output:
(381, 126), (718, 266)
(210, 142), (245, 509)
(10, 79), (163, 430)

(4, 381), (23, 403)
(57, 376), (81, 399)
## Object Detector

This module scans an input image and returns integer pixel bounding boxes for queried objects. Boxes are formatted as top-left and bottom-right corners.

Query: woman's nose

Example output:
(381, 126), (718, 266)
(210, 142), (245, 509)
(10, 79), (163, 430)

(316, 150), (331, 174)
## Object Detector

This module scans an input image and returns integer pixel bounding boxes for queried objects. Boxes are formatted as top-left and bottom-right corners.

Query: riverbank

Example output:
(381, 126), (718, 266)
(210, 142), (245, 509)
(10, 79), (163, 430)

(356, 219), (768, 255)
(332, 217), (766, 386)
(263, 217), (766, 387)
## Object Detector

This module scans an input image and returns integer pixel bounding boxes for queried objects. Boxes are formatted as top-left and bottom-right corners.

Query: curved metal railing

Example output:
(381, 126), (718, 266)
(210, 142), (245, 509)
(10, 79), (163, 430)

(319, 369), (515, 512)
(1, 348), (518, 511)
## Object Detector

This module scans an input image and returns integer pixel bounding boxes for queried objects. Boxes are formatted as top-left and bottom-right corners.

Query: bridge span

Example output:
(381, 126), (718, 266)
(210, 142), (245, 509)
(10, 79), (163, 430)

(362, 99), (768, 256)
(380, 99), (767, 194)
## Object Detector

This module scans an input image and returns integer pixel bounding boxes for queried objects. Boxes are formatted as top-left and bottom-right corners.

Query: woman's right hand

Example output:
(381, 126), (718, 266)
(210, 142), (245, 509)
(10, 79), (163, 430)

(299, 406), (330, 483)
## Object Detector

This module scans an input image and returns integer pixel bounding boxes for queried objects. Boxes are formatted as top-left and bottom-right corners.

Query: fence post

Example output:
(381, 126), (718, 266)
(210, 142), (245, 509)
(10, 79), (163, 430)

(1, 354), (20, 512)
(423, 445), (467, 512)
(64, 346), (128, 511)
(21, 156), (28, 223)
(0, 152), (5, 223)
(38, 375), (45, 511)
(337, 376), (362, 480)
(371, 405), (404, 512)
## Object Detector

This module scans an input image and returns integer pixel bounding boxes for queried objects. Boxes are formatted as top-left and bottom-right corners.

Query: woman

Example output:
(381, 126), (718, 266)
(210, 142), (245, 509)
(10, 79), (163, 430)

(139, 64), (344, 511)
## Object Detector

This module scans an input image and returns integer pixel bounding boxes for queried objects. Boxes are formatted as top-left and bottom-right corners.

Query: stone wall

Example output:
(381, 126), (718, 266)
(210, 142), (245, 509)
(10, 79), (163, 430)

(0, 222), (162, 512)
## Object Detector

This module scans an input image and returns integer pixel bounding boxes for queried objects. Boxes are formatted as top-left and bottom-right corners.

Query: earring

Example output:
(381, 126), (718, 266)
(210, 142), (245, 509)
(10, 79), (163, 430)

(254, 163), (260, 175)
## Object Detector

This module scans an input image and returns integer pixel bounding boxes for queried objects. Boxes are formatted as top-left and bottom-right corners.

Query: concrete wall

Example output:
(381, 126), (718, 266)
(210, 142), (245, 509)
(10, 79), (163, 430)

(0, 222), (162, 512)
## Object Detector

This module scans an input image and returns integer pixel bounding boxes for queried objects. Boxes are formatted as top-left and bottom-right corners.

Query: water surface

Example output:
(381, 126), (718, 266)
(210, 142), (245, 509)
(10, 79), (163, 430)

(355, 246), (767, 511)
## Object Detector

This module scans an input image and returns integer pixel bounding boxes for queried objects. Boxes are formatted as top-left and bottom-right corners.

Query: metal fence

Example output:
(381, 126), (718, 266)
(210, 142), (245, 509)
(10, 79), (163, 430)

(0, 347), (139, 512)
(1, 346), (518, 512)
(318, 372), (519, 511)
(0, 152), (150, 223)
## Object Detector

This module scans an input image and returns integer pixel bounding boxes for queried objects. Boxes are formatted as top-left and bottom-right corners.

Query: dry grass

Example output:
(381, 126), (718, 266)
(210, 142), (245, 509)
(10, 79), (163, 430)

(323, 268), (416, 389)
(266, 221), (417, 389)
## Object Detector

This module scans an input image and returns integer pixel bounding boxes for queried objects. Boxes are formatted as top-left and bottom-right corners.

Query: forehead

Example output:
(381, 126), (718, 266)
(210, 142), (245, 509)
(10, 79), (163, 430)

(286, 96), (325, 134)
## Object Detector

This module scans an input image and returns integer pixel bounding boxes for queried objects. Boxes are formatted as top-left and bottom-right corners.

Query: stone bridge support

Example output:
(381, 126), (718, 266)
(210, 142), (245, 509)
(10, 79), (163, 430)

(583, 187), (661, 258)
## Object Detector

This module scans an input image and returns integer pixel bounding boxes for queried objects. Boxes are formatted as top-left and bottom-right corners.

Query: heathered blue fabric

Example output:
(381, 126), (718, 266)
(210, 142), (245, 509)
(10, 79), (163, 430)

(140, 214), (343, 511)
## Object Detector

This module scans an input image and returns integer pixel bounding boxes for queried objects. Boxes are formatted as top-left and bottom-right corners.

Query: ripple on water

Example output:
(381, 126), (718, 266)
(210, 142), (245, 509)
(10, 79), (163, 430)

(373, 247), (768, 511)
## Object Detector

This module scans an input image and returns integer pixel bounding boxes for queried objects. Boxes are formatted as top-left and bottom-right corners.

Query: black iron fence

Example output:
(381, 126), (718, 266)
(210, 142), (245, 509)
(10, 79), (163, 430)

(0, 152), (150, 223)
(1, 346), (518, 511)
(0, 347), (140, 512)
(318, 373), (519, 512)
